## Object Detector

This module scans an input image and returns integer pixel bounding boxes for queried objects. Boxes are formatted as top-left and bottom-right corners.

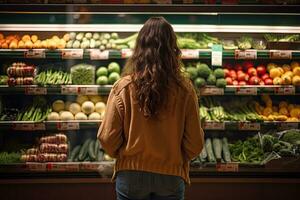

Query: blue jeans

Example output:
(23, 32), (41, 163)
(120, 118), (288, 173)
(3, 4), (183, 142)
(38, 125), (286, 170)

(116, 170), (185, 200)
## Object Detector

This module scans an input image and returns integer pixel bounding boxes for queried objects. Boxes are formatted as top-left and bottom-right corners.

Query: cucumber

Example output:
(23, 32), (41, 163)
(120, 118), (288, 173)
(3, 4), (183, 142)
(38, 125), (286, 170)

(78, 139), (91, 161)
(94, 140), (100, 157)
(88, 140), (96, 161)
(199, 146), (207, 162)
(212, 138), (222, 161)
(222, 138), (231, 163)
(206, 138), (216, 163)
(96, 150), (104, 162)
(68, 145), (81, 162)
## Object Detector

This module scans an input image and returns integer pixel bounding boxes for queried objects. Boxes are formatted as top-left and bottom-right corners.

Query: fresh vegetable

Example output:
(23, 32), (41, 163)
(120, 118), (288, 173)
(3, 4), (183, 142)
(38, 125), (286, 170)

(212, 138), (222, 161)
(213, 68), (225, 79)
(236, 36), (252, 50)
(205, 138), (216, 163)
(60, 111), (74, 121)
(78, 139), (91, 161)
(0, 152), (21, 164)
(71, 63), (95, 85)
(82, 101), (95, 115)
(69, 103), (81, 115)
(88, 112), (101, 120)
(197, 63), (211, 79)
(222, 138), (231, 162)
(216, 78), (226, 88)
(35, 70), (71, 86)
(52, 100), (65, 112)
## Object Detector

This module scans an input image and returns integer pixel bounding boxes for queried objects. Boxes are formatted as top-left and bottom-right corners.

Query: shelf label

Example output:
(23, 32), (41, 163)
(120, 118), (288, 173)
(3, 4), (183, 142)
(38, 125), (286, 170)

(11, 123), (46, 131)
(47, 163), (79, 172)
(27, 163), (47, 171)
(121, 49), (133, 58)
(274, 86), (295, 95)
(200, 87), (224, 95)
(181, 49), (199, 59)
(25, 87), (47, 95)
(78, 87), (98, 95)
(61, 49), (83, 59)
(270, 50), (292, 59)
(238, 122), (260, 131)
(90, 49), (109, 60)
(235, 50), (257, 60)
(216, 162), (239, 172)
(277, 122), (298, 130)
(24, 49), (46, 59)
(61, 86), (78, 95)
(211, 44), (223, 67)
(57, 122), (80, 130)
(80, 162), (101, 171)
(203, 122), (225, 130)
(235, 87), (257, 95)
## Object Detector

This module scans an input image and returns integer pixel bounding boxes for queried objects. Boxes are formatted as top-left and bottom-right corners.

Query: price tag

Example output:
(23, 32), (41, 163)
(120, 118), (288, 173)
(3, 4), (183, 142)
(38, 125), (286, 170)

(235, 87), (257, 95)
(216, 163), (239, 172)
(78, 87), (98, 95)
(27, 163), (47, 171)
(203, 122), (225, 130)
(238, 122), (260, 131)
(200, 87), (224, 95)
(47, 163), (79, 172)
(181, 49), (199, 59)
(61, 49), (83, 59)
(61, 86), (78, 95)
(80, 162), (101, 171)
(235, 50), (257, 60)
(277, 122), (298, 130)
(25, 87), (47, 95)
(90, 49), (109, 60)
(121, 49), (133, 58)
(12, 123), (35, 131)
(270, 50), (292, 59)
(274, 86), (295, 95)
(24, 49), (46, 59)
(211, 44), (223, 67)
(57, 122), (80, 130)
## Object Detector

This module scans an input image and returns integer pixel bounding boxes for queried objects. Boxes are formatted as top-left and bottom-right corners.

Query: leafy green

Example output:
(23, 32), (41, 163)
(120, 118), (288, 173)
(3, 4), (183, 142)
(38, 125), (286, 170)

(71, 64), (95, 85)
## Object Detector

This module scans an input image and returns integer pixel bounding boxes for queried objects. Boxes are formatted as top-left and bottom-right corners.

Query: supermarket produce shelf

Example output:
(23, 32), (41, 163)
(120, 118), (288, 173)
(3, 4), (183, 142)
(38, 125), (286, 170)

(200, 85), (300, 96)
(0, 120), (298, 131)
(0, 49), (300, 60)
(0, 85), (113, 95)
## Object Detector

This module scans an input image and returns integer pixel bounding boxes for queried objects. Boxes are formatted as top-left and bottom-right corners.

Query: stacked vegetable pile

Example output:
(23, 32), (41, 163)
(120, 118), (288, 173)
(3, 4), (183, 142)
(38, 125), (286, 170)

(264, 34), (299, 43)
(68, 138), (113, 162)
(185, 62), (226, 88)
(47, 95), (106, 121)
(0, 33), (69, 49)
(96, 62), (121, 85)
(224, 61), (272, 86)
(7, 62), (36, 86)
(191, 137), (231, 166)
(71, 63), (95, 85)
(17, 97), (51, 122)
(21, 133), (68, 162)
(0, 152), (21, 164)
(200, 97), (263, 122)
(177, 33), (220, 49)
(267, 61), (300, 86)
(0, 75), (8, 85)
(254, 95), (300, 122)
(35, 69), (71, 86)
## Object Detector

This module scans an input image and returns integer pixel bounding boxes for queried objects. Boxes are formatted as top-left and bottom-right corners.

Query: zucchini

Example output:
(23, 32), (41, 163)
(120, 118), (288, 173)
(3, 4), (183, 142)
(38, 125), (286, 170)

(94, 140), (100, 157)
(88, 140), (96, 161)
(206, 138), (216, 163)
(96, 150), (104, 162)
(68, 145), (81, 162)
(199, 146), (207, 162)
(78, 139), (91, 161)
(212, 138), (222, 161)
(222, 138), (231, 163)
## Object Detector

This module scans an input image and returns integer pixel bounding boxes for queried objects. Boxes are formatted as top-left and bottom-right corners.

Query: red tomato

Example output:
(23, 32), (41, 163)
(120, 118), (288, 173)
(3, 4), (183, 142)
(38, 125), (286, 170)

(257, 65), (267, 77)
(225, 77), (233, 85)
(247, 67), (257, 77)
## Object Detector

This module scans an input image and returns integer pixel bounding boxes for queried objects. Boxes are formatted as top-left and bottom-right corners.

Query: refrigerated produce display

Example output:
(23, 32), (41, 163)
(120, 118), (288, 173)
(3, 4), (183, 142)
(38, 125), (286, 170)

(0, 3), (300, 200)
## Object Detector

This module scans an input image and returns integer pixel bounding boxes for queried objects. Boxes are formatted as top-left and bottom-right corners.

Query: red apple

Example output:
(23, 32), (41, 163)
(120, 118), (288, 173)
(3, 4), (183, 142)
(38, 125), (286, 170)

(247, 67), (257, 77)
(249, 76), (260, 85)
(259, 80), (265, 85)
(224, 68), (230, 77)
(245, 74), (250, 82)
(243, 61), (254, 71)
(232, 80), (239, 86)
(264, 78), (273, 85)
(237, 72), (246, 81)
(225, 77), (233, 85)
(239, 81), (247, 86)
(257, 65), (267, 76)
(229, 70), (237, 80)
(261, 73), (270, 81)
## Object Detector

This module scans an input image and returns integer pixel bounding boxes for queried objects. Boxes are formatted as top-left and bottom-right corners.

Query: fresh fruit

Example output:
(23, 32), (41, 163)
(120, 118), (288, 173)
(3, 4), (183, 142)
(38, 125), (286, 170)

(281, 74), (292, 85)
(256, 65), (266, 76)
(284, 71), (293, 78)
(229, 70), (237, 80)
(242, 61), (254, 71)
(282, 64), (291, 72)
(52, 100), (65, 112)
(96, 67), (108, 77)
(194, 77), (206, 88)
(82, 101), (95, 115)
(237, 72), (246, 82)
(225, 77), (233, 85)
(293, 67), (300, 76)
(263, 107), (273, 117)
(249, 76), (260, 85)
(108, 72), (120, 84)
(96, 76), (108, 85)
(214, 68), (225, 79)
(247, 67), (257, 77)
(273, 77), (283, 85)
(108, 62), (121, 74)
(207, 74), (216, 85)
(267, 63), (277, 72)
(216, 78), (226, 88)
(279, 101), (288, 109)
(270, 68), (282, 79)
(197, 63), (211, 79)
(224, 68), (230, 77)
(186, 67), (198, 80)
(292, 75), (300, 85)
(279, 107), (289, 116)
(261, 74), (270, 81)
(238, 81), (246, 86)
(264, 78), (273, 85)
(232, 80), (238, 85)
(291, 61), (299, 70)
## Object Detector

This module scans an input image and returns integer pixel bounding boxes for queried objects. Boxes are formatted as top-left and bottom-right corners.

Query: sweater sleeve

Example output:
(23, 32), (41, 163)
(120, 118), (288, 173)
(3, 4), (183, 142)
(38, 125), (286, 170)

(97, 89), (124, 158)
(182, 88), (204, 161)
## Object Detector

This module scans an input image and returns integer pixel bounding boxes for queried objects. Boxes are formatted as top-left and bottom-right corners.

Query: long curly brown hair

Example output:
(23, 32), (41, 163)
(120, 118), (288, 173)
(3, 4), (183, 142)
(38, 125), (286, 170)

(123, 17), (185, 118)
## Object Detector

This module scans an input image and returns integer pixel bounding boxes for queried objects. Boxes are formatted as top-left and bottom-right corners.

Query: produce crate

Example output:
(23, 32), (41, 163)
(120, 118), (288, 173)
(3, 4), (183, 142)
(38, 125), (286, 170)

(267, 41), (300, 50)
